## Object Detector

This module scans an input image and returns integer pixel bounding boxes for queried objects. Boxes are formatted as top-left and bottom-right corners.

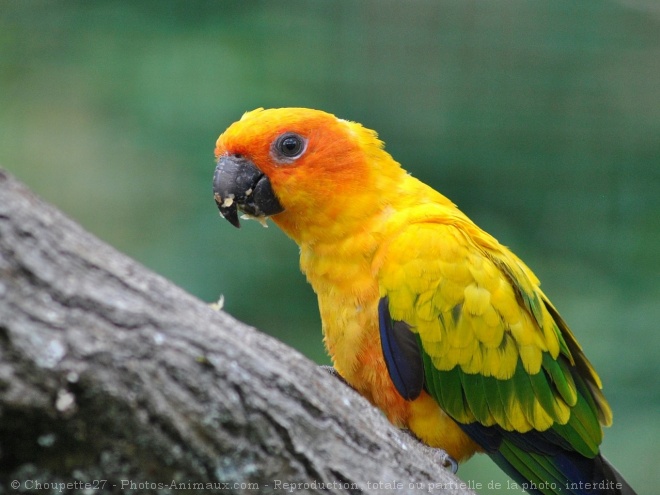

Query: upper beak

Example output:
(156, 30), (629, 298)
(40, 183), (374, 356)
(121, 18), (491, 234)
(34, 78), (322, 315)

(213, 154), (284, 228)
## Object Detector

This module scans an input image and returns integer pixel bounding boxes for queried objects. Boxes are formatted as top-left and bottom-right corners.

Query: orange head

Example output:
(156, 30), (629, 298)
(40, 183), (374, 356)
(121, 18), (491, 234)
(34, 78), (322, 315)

(213, 107), (406, 243)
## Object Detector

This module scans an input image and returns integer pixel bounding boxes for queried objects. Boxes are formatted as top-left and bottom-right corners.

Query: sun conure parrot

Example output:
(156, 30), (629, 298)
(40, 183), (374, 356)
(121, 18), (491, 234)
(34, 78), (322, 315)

(212, 107), (636, 495)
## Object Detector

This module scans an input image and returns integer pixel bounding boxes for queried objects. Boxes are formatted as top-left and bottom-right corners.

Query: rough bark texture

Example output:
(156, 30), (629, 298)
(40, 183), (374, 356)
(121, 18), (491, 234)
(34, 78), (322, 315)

(0, 169), (477, 495)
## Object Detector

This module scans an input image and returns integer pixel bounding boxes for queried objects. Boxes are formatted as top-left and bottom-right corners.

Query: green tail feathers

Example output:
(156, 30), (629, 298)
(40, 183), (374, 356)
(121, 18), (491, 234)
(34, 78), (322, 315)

(492, 443), (636, 495)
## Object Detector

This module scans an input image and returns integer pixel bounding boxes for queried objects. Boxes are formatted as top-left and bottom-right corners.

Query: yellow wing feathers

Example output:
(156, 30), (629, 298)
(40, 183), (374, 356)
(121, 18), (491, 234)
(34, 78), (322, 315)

(378, 222), (560, 378)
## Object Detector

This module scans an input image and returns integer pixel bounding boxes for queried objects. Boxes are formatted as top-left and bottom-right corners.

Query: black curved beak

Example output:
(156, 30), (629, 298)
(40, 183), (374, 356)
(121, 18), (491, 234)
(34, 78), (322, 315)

(213, 155), (284, 228)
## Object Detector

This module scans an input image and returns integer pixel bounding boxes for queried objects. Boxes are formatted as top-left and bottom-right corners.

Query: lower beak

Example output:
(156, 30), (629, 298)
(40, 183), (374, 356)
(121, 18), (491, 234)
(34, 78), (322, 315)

(213, 155), (284, 228)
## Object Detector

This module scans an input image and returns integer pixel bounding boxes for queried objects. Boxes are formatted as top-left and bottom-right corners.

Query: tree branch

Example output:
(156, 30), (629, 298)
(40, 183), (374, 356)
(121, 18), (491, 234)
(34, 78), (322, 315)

(0, 168), (477, 495)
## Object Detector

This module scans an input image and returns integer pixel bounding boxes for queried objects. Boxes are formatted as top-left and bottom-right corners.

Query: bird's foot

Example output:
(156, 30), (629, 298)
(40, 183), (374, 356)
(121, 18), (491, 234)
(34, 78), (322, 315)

(402, 429), (459, 474)
(431, 448), (459, 474)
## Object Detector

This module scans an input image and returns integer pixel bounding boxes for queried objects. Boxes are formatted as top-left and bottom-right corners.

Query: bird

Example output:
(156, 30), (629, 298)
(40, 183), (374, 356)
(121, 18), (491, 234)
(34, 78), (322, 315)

(212, 107), (636, 495)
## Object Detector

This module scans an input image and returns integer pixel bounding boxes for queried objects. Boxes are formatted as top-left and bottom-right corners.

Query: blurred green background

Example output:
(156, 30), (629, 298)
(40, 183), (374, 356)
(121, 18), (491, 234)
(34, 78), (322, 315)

(2, 1), (658, 492)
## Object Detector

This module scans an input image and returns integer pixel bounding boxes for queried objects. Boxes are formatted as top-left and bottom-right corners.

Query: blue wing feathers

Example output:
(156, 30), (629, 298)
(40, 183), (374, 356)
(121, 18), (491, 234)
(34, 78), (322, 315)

(378, 297), (424, 400)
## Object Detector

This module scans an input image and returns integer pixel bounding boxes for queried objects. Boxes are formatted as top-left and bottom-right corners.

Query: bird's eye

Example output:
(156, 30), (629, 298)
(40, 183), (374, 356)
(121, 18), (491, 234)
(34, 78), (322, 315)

(274, 133), (306, 160)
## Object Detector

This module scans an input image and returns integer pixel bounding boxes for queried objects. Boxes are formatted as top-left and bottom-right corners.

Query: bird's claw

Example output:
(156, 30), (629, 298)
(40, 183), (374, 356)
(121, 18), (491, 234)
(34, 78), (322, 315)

(402, 429), (459, 474)
(435, 450), (459, 474)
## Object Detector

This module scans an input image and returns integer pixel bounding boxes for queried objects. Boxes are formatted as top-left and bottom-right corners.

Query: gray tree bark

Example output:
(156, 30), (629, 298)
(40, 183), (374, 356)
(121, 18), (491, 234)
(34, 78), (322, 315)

(0, 169), (477, 495)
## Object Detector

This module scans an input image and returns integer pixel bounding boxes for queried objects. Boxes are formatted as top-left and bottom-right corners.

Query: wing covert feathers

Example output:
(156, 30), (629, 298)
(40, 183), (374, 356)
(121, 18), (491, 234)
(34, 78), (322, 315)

(376, 221), (611, 443)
